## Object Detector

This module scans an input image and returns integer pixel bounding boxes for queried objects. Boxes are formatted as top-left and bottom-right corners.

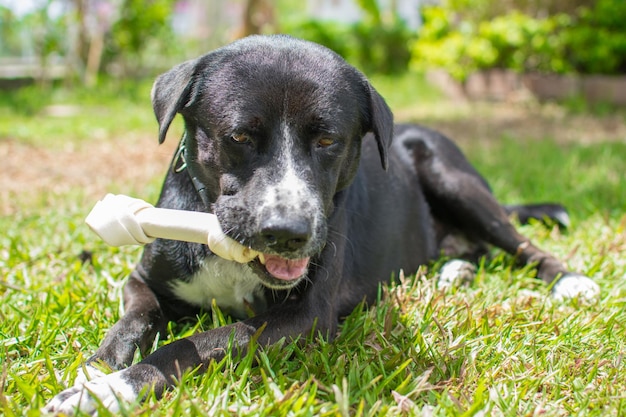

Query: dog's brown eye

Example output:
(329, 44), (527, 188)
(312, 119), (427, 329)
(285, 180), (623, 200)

(231, 133), (251, 144)
(317, 137), (335, 148)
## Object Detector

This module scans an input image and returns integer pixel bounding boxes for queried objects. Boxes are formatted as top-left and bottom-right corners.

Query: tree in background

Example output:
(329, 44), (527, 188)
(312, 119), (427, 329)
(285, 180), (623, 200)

(75, 0), (176, 85)
(1, 0), (177, 86)
(105, 0), (176, 79)
(0, 6), (23, 57)
(235, 0), (277, 38)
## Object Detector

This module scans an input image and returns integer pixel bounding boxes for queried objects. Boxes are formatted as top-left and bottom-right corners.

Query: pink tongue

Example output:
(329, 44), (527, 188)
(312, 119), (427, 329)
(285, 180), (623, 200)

(263, 255), (310, 281)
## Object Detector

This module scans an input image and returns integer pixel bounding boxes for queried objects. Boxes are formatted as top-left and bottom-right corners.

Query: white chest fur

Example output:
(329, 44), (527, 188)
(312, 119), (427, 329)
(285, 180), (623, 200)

(169, 257), (266, 319)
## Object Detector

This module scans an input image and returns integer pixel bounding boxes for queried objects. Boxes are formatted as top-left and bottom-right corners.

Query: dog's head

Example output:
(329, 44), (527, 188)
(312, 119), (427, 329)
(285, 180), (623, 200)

(151, 35), (393, 289)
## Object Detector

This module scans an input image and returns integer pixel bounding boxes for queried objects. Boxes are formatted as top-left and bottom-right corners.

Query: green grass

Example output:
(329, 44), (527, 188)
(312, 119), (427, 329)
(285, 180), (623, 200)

(0, 80), (156, 147)
(465, 138), (626, 218)
(1, 76), (626, 416)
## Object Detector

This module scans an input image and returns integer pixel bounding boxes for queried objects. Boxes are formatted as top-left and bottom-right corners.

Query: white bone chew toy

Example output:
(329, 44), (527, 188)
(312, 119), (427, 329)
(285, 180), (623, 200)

(85, 194), (260, 263)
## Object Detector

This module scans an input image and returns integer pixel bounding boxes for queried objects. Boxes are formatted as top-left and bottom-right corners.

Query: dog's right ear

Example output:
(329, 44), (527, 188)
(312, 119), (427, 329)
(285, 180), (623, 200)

(151, 59), (198, 144)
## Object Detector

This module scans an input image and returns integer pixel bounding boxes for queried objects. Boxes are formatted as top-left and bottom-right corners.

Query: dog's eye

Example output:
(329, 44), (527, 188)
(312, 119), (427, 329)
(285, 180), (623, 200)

(317, 137), (335, 148)
(231, 133), (251, 144)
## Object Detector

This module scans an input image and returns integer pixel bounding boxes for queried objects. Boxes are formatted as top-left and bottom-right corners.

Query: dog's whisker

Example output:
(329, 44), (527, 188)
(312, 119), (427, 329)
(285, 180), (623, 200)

(326, 230), (352, 257)
(309, 260), (329, 283)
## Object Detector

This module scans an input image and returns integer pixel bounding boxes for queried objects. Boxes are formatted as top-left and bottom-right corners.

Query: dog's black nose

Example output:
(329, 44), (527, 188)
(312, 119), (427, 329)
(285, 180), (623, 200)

(260, 218), (311, 252)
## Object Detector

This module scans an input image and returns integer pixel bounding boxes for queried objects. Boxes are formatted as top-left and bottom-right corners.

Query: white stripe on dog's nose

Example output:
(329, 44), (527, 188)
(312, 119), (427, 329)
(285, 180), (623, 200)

(260, 122), (312, 209)
(256, 121), (320, 253)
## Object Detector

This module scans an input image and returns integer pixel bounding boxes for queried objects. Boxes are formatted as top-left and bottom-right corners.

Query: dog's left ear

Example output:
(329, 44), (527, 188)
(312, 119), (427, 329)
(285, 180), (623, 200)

(364, 83), (394, 170)
(151, 59), (199, 144)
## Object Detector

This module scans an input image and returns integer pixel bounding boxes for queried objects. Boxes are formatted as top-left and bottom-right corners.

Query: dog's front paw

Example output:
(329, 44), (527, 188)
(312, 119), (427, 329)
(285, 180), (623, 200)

(437, 259), (476, 289)
(552, 273), (600, 302)
(42, 371), (137, 415)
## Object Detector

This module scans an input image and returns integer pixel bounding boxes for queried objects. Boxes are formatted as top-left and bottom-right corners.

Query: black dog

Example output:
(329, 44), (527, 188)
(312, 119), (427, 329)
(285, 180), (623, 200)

(44, 35), (598, 414)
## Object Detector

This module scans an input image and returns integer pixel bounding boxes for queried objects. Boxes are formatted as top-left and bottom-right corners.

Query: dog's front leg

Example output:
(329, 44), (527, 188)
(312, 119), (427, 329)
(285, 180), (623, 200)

(41, 322), (258, 415)
(119, 295), (339, 392)
(87, 274), (167, 372)
(43, 294), (336, 415)
(43, 273), (167, 414)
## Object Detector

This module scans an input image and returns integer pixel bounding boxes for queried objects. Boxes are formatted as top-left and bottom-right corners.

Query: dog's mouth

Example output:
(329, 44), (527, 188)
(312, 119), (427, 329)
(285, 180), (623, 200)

(249, 253), (310, 289)
(260, 253), (310, 280)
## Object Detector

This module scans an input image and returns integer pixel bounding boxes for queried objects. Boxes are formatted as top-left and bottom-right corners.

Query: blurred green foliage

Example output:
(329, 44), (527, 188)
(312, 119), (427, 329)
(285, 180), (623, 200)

(0, 2), (66, 62)
(283, 0), (415, 75)
(0, 0), (180, 85)
(285, 17), (414, 74)
(411, 0), (626, 80)
(104, 0), (177, 74)
(0, 7), (20, 56)
(2, 0), (625, 92)
(0, 84), (52, 115)
(562, 0), (626, 74)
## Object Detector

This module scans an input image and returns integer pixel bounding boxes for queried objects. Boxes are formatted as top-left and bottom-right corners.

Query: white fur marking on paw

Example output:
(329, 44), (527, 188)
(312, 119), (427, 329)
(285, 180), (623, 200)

(73, 364), (109, 387)
(552, 273), (600, 302)
(553, 211), (571, 228)
(42, 371), (137, 415)
(437, 259), (476, 289)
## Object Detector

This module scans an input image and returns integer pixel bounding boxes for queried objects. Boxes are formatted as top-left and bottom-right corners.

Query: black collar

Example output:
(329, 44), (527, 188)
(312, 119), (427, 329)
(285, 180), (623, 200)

(172, 133), (211, 208)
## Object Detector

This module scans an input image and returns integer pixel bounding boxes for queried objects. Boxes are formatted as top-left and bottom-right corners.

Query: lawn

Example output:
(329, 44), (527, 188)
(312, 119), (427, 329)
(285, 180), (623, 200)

(1, 74), (625, 416)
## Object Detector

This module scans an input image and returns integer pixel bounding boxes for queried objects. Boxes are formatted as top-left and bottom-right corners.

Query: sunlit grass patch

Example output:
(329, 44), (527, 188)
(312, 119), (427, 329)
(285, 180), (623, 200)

(1, 79), (625, 415)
